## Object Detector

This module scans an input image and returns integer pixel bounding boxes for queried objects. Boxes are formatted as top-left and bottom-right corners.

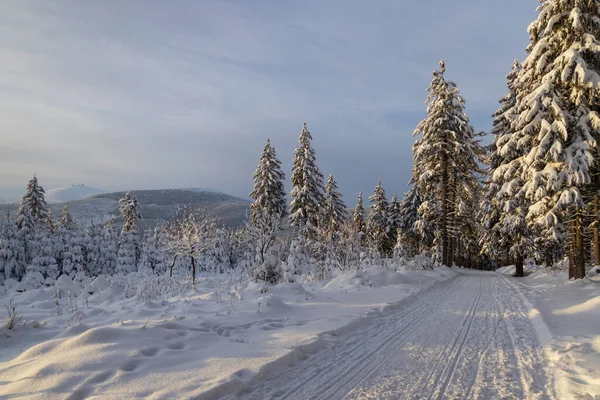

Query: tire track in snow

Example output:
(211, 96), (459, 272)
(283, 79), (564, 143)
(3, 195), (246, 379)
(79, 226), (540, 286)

(239, 275), (464, 399)
(427, 275), (485, 399)
(239, 272), (555, 400)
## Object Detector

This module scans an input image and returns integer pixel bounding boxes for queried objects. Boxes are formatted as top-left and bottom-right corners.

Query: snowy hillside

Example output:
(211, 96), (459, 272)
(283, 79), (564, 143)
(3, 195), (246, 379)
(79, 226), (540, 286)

(45, 184), (104, 203)
(0, 266), (457, 398)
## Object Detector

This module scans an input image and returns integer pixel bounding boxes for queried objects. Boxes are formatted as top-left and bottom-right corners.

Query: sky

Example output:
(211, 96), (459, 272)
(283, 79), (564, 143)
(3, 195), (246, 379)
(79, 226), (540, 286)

(0, 0), (540, 203)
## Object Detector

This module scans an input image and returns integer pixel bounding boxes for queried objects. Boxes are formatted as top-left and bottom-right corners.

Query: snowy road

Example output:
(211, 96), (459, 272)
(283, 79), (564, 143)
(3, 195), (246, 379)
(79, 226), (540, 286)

(240, 271), (555, 400)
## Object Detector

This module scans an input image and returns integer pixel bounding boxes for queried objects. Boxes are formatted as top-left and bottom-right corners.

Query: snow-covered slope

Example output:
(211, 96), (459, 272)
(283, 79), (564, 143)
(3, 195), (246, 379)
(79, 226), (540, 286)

(45, 184), (104, 203)
(497, 265), (600, 399)
(0, 267), (456, 398)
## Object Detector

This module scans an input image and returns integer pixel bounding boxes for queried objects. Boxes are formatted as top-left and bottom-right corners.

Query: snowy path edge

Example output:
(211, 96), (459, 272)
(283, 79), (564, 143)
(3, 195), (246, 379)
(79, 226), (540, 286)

(200, 268), (460, 399)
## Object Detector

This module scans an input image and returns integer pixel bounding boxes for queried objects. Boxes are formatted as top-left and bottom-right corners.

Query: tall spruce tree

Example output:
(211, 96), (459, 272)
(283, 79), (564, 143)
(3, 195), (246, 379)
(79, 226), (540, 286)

(289, 123), (325, 240)
(250, 139), (287, 223)
(23, 175), (49, 226)
(353, 192), (367, 246)
(399, 185), (425, 257)
(368, 179), (393, 256)
(323, 174), (348, 241)
(488, 60), (531, 276)
(0, 212), (22, 282)
(117, 192), (142, 274)
(412, 61), (482, 267)
(388, 192), (402, 248)
(249, 139), (287, 264)
(16, 198), (36, 277)
(511, 0), (600, 279)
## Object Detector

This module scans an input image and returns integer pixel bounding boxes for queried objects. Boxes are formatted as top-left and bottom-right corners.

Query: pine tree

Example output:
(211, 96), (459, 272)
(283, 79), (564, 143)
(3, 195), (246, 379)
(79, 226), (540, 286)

(353, 192), (367, 246)
(16, 198), (36, 277)
(83, 220), (104, 277)
(388, 192), (402, 248)
(45, 208), (57, 234)
(368, 179), (393, 256)
(0, 212), (22, 282)
(100, 222), (118, 275)
(399, 185), (426, 257)
(322, 174), (348, 241)
(249, 139), (287, 264)
(487, 60), (531, 275)
(412, 61), (482, 267)
(58, 204), (78, 231)
(289, 123), (326, 240)
(116, 192), (142, 274)
(23, 175), (49, 226)
(512, 0), (600, 278)
(30, 230), (59, 280)
(58, 225), (84, 278)
(249, 139), (287, 223)
(139, 228), (166, 274)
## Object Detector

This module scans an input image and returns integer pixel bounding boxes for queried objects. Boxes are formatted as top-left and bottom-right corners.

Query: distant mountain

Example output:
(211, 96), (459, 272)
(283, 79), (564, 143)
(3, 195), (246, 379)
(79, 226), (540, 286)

(0, 188), (251, 230)
(45, 185), (105, 203)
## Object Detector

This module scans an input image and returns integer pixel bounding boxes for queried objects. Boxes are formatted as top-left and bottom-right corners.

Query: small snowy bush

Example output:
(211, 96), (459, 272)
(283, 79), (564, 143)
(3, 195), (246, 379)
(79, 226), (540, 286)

(3, 300), (24, 330)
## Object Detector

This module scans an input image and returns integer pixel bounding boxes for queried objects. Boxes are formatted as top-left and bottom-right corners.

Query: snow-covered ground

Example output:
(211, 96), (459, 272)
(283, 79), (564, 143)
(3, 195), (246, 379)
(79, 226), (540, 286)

(0, 266), (456, 399)
(497, 265), (600, 399)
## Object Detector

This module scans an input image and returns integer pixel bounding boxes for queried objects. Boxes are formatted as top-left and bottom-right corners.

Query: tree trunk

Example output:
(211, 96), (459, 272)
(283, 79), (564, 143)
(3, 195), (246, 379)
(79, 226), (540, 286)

(441, 159), (449, 267)
(514, 252), (524, 277)
(572, 213), (586, 280)
(594, 195), (600, 265)
(170, 255), (178, 278)
(545, 246), (553, 270)
(191, 256), (196, 283)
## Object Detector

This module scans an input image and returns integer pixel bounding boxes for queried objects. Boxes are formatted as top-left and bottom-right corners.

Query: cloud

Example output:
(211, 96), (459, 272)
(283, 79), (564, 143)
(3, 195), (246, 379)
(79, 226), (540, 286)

(0, 0), (539, 200)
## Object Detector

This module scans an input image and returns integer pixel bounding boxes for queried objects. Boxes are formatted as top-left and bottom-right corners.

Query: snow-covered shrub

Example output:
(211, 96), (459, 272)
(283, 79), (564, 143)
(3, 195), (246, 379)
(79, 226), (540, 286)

(3, 300), (23, 330)
(401, 252), (434, 271)
(23, 271), (45, 289)
(256, 245), (283, 284)
(134, 274), (186, 300)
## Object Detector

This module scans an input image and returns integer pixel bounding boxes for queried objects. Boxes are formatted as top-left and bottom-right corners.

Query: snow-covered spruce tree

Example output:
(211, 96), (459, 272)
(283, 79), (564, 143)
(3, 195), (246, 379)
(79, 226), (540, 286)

(249, 139), (287, 264)
(256, 243), (283, 284)
(45, 208), (57, 234)
(480, 61), (522, 267)
(0, 212), (22, 282)
(392, 230), (408, 267)
(29, 228), (59, 280)
(139, 227), (167, 274)
(59, 226), (84, 279)
(116, 192), (142, 274)
(23, 175), (49, 226)
(322, 174), (348, 242)
(289, 123), (326, 240)
(58, 204), (77, 231)
(412, 61), (482, 267)
(250, 139), (287, 224)
(511, 0), (600, 279)
(353, 192), (367, 246)
(282, 235), (311, 282)
(16, 198), (37, 278)
(99, 221), (118, 275)
(388, 192), (402, 250)
(489, 60), (532, 277)
(205, 223), (230, 274)
(368, 179), (393, 257)
(398, 185), (426, 257)
(83, 220), (103, 277)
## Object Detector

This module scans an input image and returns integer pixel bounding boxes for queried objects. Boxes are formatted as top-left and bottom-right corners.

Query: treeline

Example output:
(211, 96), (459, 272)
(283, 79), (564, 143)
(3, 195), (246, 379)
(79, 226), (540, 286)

(3, 1), (599, 285)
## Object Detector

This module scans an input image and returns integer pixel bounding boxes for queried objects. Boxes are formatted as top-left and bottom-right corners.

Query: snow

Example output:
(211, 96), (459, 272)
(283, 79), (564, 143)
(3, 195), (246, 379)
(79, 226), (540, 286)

(0, 266), (456, 398)
(45, 185), (105, 204)
(497, 265), (600, 399)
